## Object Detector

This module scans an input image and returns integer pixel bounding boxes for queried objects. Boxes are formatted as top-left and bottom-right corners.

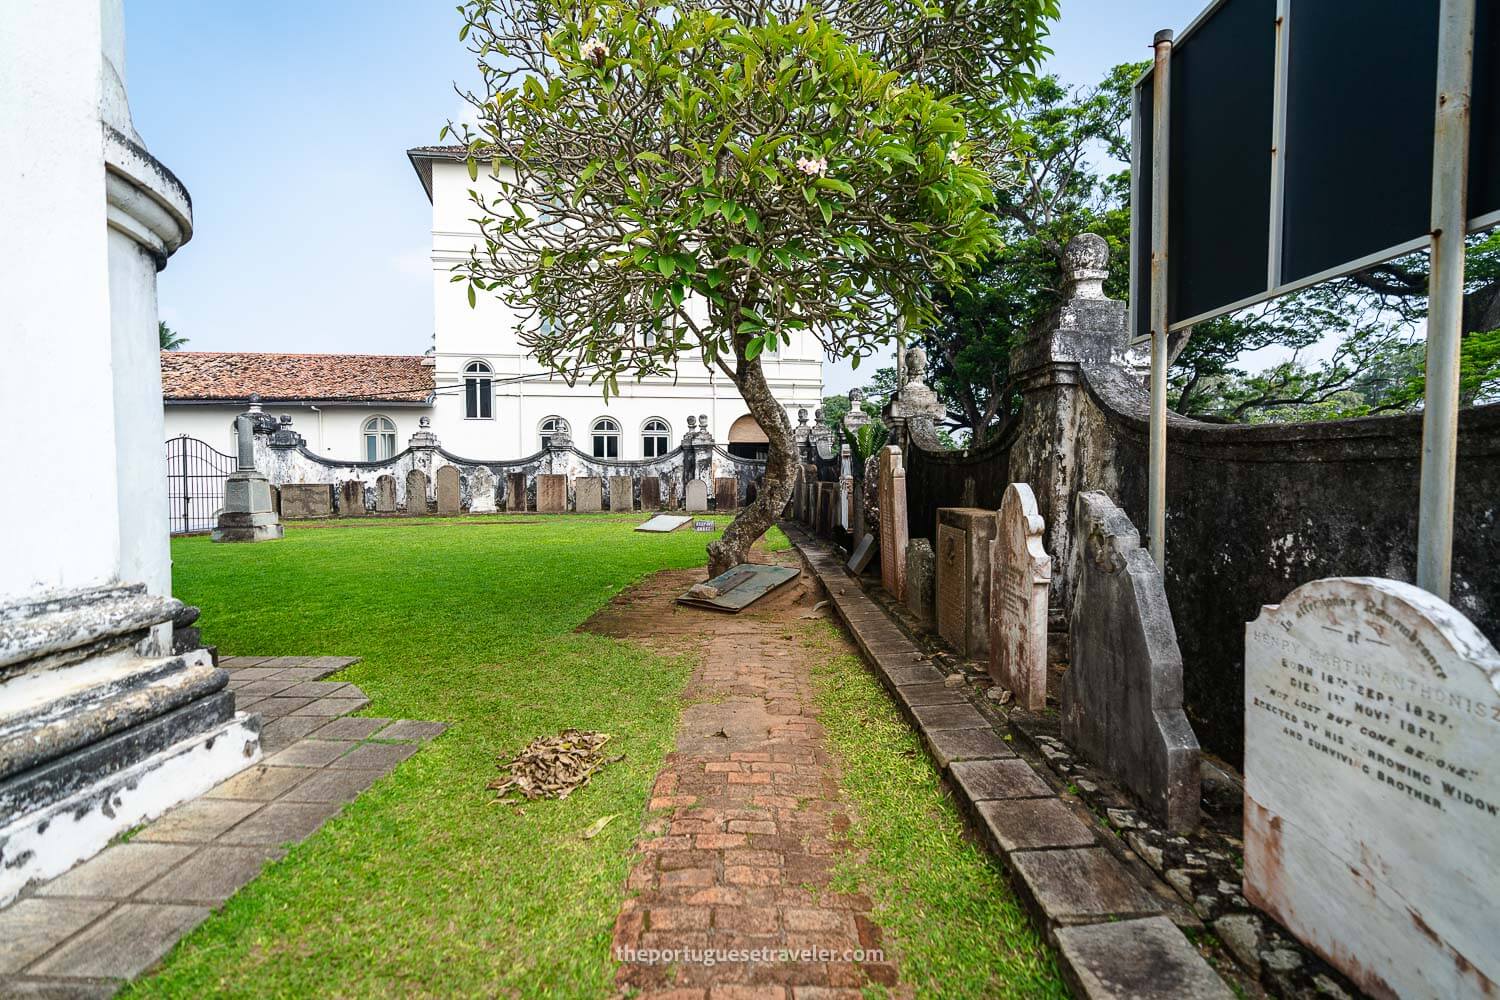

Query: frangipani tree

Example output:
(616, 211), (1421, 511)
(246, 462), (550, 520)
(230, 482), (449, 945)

(451, 0), (1056, 574)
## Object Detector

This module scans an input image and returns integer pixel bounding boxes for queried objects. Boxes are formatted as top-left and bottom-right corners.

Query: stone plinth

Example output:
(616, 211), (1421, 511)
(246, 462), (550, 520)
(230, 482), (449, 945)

(537, 475), (567, 513)
(1243, 577), (1500, 999)
(574, 477), (604, 512)
(640, 476), (663, 510)
(469, 468), (497, 513)
(0, 585), (260, 904)
(989, 484), (1051, 709)
(506, 472), (528, 512)
(714, 478), (738, 511)
(279, 484), (333, 520)
(213, 411), (283, 542)
(404, 470), (428, 516)
(877, 447), (908, 603)
(435, 467), (461, 514)
(936, 508), (998, 659)
(1063, 492), (1199, 832)
(609, 476), (634, 512)
(686, 480), (709, 512)
(375, 475), (397, 513)
(340, 480), (366, 517)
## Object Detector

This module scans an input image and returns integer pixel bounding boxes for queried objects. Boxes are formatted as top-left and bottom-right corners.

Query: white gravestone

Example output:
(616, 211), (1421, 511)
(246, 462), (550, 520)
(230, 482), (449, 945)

(685, 479), (709, 513)
(988, 483), (1051, 710)
(469, 467), (497, 513)
(1244, 577), (1500, 999)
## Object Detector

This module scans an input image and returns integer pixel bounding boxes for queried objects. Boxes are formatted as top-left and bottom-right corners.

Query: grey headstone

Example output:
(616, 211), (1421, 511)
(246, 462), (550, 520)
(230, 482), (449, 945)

(278, 484), (333, 519)
(936, 508), (998, 659)
(404, 470), (428, 516)
(685, 480), (709, 512)
(1064, 491), (1200, 833)
(609, 475), (634, 512)
(574, 476), (604, 512)
(536, 475), (567, 513)
(340, 480), (366, 517)
(905, 539), (936, 627)
(846, 535), (876, 574)
(989, 483), (1051, 710)
(506, 472), (528, 512)
(435, 466), (461, 515)
(374, 475), (396, 513)
(1243, 577), (1500, 998)
(640, 476), (663, 510)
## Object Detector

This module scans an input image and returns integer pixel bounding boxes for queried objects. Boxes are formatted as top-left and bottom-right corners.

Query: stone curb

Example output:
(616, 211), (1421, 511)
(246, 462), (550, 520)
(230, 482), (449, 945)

(785, 526), (1233, 1000)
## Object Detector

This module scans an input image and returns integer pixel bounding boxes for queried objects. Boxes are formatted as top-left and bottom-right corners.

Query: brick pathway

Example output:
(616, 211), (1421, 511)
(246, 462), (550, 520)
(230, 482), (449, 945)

(595, 566), (902, 999)
(0, 656), (445, 996)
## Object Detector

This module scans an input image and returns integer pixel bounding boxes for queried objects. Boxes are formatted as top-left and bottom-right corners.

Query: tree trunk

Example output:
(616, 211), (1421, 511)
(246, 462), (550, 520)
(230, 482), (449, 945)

(706, 342), (798, 578)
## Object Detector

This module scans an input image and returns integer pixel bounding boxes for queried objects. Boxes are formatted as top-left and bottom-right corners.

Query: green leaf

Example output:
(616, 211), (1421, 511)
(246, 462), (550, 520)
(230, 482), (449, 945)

(745, 338), (765, 360)
(467, 283), (477, 308)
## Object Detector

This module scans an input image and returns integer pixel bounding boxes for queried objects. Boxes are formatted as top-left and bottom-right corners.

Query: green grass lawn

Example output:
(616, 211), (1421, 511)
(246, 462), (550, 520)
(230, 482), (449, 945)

(131, 514), (755, 999)
(806, 624), (1068, 999)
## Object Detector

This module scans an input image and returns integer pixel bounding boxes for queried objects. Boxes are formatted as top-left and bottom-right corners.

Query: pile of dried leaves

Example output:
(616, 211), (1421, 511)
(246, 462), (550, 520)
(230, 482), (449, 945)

(488, 729), (624, 802)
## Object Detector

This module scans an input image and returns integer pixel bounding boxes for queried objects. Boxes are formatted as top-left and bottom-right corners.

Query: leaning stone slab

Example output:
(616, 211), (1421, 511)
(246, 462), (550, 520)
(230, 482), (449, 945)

(1063, 491), (1199, 832)
(1243, 577), (1500, 1000)
(989, 483), (1051, 710)
(1056, 916), (1234, 1000)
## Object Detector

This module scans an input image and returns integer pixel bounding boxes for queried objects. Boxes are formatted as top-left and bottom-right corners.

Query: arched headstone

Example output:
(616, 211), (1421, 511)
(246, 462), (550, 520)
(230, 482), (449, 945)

(375, 475), (397, 514)
(988, 483), (1051, 710)
(685, 480), (709, 512)
(609, 475), (634, 512)
(405, 470), (429, 516)
(341, 480), (366, 517)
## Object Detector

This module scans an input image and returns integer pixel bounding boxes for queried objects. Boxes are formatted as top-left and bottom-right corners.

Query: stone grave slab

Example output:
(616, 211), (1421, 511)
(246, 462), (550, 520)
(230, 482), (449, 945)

(404, 470), (428, 515)
(506, 472), (528, 512)
(469, 467), (497, 513)
(989, 483), (1051, 710)
(574, 476), (604, 512)
(877, 447), (908, 602)
(1056, 917), (1234, 1000)
(1243, 576), (1500, 999)
(1063, 491), (1200, 833)
(640, 476), (663, 510)
(936, 508), (998, 660)
(609, 475), (634, 512)
(435, 466), (461, 515)
(677, 564), (799, 613)
(714, 477), (738, 511)
(846, 535), (875, 573)
(339, 480), (366, 516)
(685, 480), (709, 512)
(905, 538), (936, 627)
(374, 475), (396, 513)
(636, 514), (692, 533)
(536, 474), (567, 513)
(278, 484), (333, 519)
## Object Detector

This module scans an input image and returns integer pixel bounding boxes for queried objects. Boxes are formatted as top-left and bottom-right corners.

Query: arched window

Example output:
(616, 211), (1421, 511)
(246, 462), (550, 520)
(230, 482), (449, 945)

(363, 416), (397, 462)
(539, 416), (569, 451)
(642, 418), (670, 458)
(464, 360), (493, 419)
(591, 417), (621, 459)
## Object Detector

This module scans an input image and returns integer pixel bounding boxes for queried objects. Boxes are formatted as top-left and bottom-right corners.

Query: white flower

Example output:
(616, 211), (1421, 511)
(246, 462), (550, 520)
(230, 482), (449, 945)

(795, 155), (829, 178)
(583, 37), (608, 66)
(947, 147), (964, 165)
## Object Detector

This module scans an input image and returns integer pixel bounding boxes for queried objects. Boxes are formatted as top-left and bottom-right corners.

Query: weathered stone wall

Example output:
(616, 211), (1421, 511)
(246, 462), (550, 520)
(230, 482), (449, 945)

(904, 424), (1015, 547)
(1077, 366), (1500, 766)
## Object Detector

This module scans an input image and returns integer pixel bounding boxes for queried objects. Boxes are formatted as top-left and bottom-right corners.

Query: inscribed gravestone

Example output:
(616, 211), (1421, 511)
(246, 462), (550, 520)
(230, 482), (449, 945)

(506, 472), (528, 512)
(375, 475), (396, 513)
(905, 539), (935, 627)
(340, 480), (366, 517)
(609, 475), (634, 513)
(935, 508), (997, 659)
(1244, 577), (1500, 999)
(877, 447), (907, 602)
(537, 474), (568, 513)
(405, 470), (428, 516)
(1064, 491), (1200, 832)
(715, 477), (738, 511)
(640, 476), (662, 510)
(436, 466), (461, 515)
(685, 479), (708, 512)
(574, 477), (604, 512)
(279, 484), (333, 519)
(469, 467), (497, 513)
(989, 483), (1051, 710)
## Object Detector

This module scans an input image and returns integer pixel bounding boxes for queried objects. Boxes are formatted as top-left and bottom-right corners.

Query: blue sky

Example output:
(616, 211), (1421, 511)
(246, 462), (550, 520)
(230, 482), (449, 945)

(127, 0), (1205, 393)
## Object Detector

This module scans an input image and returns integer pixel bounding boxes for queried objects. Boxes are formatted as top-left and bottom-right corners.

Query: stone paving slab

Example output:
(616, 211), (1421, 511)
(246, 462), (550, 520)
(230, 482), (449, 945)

(784, 526), (1229, 999)
(0, 655), (442, 996)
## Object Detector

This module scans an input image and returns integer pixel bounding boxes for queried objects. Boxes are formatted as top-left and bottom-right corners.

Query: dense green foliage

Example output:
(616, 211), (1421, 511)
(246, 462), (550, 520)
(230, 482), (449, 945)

(807, 627), (1066, 998)
(130, 516), (747, 998)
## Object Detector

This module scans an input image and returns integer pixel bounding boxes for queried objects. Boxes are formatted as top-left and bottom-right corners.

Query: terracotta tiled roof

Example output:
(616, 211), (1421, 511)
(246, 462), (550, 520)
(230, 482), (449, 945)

(161, 352), (434, 403)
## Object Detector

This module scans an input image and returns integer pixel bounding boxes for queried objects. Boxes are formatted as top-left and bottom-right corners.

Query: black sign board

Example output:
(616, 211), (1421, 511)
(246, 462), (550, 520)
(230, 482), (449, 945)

(1131, 0), (1500, 343)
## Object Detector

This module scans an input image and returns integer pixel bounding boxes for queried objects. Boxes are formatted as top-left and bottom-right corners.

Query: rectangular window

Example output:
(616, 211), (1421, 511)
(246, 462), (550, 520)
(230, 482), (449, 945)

(366, 437), (377, 462)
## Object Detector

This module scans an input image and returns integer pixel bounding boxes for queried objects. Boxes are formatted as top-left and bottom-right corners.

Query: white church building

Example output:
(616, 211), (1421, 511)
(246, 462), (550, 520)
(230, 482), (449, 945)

(162, 146), (824, 463)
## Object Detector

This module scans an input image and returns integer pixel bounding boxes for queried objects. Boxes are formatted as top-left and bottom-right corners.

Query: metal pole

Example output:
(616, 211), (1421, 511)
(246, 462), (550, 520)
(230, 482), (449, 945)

(1147, 29), (1173, 569)
(1417, 0), (1476, 600)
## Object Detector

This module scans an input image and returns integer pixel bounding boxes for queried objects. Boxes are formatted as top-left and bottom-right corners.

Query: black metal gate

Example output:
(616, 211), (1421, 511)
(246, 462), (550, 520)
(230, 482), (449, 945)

(165, 435), (236, 535)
